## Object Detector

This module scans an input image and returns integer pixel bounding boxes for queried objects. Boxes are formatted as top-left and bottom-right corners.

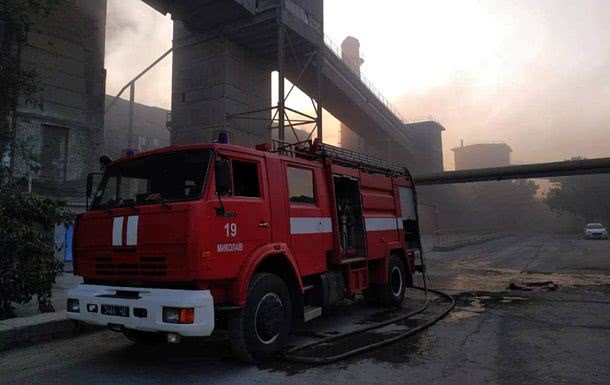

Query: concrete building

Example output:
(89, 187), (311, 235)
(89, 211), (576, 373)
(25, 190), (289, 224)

(404, 120), (445, 174)
(104, 96), (170, 159)
(12, 0), (107, 209)
(452, 142), (512, 170)
(170, 21), (272, 146)
(7, 1), (107, 267)
(167, 0), (324, 147)
(146, 0), (420, 161)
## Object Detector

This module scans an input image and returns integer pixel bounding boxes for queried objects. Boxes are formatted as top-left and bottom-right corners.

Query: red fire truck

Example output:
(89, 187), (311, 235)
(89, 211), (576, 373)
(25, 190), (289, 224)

(67, 139), (422, 362)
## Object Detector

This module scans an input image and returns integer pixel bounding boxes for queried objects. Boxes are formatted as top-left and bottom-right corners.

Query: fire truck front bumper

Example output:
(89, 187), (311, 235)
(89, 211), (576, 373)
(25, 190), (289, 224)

(66, 284), (214, 337)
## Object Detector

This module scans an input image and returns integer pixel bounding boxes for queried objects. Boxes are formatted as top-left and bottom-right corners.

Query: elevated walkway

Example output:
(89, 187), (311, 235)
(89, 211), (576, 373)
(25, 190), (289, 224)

(142, 0), (413, 162)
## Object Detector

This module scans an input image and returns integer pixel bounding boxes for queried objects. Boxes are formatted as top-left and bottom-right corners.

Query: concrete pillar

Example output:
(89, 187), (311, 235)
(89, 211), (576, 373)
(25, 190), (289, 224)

(170, 22), (271, 146)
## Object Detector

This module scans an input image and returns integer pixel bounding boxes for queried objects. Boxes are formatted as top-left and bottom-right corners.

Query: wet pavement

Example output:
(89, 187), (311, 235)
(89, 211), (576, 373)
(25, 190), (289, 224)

(1, 233), (609, 385)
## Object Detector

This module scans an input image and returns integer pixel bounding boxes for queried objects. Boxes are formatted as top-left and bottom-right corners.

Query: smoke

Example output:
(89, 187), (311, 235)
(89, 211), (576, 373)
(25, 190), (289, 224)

(394, 0), (610, 169)
(104, 0), (173, 109)
(105, 4), (139, 54)
(103, 0), (610, 161)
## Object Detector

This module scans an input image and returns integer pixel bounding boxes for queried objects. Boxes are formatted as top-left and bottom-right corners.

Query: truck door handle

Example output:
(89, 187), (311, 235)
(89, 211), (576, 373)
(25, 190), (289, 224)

(259, 222), (270, 228)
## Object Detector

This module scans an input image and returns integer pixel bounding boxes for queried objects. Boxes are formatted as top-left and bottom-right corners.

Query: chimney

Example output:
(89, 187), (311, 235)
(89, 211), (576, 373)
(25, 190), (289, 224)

(341, 36), (364, 75)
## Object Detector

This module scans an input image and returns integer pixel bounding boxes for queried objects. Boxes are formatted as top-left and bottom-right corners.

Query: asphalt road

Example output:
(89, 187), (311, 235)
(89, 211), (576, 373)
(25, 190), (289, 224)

(2, 233), (609, 385)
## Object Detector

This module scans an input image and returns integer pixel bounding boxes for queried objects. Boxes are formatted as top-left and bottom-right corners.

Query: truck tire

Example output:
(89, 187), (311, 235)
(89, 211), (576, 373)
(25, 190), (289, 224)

(378, 255), (407, 307)
(228, 273), (292, 363)
(123, 329), (164, 345)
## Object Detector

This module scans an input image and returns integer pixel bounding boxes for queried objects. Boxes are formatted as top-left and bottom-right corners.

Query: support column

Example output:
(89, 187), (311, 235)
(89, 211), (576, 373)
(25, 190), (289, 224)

(170, 22), (271, 146)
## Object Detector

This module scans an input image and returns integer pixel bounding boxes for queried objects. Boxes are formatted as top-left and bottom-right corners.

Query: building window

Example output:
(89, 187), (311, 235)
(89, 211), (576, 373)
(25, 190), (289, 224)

(287, 166), (315, 204)
(232, 160), (260, 197)
(41, 124), (68, 183)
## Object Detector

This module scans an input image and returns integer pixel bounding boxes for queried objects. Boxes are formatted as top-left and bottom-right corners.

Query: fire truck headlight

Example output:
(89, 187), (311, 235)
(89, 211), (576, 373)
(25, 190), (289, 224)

(163, 307), (195, 324)
(67, 299), (80, 313)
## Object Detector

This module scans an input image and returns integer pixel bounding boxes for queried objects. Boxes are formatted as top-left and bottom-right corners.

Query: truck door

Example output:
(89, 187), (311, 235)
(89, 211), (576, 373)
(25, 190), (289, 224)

(285, 164), (331, 276)
(213, 153), (272, 274)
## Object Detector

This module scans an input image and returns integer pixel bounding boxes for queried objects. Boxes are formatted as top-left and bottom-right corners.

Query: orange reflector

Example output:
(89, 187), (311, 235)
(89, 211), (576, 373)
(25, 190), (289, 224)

(179, 308), (195, 324)
(201, 250), (211, 258)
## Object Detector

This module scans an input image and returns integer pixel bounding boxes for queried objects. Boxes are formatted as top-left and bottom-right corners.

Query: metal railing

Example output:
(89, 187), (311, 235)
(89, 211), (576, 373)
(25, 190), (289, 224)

(271, 139), (409, 176)
(322, 35), (407, 123)
(432, 226), (511, 250)
(281, 0), (413, 124)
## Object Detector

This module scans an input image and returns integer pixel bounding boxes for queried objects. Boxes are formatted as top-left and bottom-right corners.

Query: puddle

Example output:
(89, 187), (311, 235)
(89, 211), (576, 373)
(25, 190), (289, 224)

(446, 291), (533, 321)
(432, 264), (610, 293)
(361, 329), (435, 365)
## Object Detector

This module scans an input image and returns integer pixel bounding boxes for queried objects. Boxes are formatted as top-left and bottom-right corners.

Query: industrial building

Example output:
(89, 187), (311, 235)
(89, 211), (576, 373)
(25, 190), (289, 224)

(104, 96), (170, 159)
(5, 0), (451, 262)
(452, 142), (512, 170)
(10, 0), (107, 209)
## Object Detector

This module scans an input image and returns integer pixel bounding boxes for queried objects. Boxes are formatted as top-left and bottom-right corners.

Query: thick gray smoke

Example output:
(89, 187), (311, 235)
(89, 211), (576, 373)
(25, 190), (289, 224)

(395, 0), (610, 169)
(105, 2), (139, 55)
(104, 0), (173, 109)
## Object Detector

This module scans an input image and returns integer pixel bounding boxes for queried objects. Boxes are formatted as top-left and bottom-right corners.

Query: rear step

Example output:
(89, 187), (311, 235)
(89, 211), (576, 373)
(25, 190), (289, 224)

(303, 306), (322, 322)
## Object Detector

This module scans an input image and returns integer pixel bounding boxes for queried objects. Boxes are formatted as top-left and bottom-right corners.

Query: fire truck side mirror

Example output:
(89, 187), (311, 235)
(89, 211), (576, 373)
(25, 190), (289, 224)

(214, 158), (231, 196)
(86, 172), (103, 209)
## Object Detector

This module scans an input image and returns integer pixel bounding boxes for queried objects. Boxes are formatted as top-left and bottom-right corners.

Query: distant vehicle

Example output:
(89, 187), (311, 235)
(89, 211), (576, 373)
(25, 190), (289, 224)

(584, 223), (608, 239)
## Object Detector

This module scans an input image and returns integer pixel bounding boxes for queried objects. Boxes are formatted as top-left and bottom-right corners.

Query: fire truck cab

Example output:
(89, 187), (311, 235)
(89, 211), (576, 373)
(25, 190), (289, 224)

(67, 140), (422, 362)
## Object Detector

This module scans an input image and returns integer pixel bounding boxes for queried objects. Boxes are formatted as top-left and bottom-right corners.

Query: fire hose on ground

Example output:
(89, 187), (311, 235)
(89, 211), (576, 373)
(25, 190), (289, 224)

(283, 248), (456, 364)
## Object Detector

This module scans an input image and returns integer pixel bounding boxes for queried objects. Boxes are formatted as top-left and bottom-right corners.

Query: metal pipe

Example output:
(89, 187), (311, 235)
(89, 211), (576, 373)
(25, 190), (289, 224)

(413, 157), (610, 185)
(128, 83), (135, 148)
(105, 47), (173, 114)
(316, 51), (323, 140)
(277, 4), (285, 142)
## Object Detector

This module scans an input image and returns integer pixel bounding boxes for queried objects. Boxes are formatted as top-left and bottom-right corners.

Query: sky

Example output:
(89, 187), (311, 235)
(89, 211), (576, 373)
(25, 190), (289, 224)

(105, 0), (610, 170)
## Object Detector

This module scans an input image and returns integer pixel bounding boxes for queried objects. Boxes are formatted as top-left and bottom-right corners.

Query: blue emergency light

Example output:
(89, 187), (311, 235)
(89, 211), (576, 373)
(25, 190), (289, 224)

(217, 132), (230, 144)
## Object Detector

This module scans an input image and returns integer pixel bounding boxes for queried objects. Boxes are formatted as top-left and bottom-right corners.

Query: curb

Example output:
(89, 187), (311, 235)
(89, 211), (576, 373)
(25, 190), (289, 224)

(0, 311), (102, 352)
(432, 234), (510, 252)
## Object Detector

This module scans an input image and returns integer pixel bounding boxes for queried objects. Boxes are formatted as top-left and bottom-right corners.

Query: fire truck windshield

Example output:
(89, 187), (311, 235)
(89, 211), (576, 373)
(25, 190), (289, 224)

(91, 149), (211, 210)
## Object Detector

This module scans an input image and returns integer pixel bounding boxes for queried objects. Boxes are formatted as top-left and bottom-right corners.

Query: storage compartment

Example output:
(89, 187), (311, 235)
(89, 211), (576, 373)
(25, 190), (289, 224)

(333, 176), (366, 258)
(399, 187), (421, 249)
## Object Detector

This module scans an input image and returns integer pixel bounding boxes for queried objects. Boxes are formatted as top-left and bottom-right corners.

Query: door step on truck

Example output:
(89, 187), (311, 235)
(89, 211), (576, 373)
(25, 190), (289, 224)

(303, 306), (322, 322)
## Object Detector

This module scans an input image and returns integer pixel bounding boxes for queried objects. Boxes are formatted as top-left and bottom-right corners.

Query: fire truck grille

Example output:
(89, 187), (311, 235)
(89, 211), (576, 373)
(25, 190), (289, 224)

(95, 256), (167, 277)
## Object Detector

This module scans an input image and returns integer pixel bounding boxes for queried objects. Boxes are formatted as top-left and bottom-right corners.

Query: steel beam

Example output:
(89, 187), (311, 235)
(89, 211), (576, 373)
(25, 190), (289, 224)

(413, 157), (610, 185)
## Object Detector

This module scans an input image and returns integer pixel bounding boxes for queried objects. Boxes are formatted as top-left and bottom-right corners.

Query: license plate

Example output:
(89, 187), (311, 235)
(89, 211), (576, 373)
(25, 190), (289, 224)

(101, 304), (129, 317)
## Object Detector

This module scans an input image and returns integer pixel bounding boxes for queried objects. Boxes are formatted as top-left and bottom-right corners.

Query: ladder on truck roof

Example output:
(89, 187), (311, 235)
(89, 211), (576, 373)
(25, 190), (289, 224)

(272, 139), (410, 177)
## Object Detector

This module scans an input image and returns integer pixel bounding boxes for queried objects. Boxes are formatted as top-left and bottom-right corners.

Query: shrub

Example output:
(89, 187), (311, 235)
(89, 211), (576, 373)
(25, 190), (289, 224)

(0, 185), (73, 319)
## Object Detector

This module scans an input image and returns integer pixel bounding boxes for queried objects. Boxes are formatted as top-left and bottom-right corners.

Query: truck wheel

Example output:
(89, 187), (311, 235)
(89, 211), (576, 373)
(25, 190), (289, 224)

(378, 255), (407, 307)
(228, 273), (292, 363)
(123, 329), (164, 345)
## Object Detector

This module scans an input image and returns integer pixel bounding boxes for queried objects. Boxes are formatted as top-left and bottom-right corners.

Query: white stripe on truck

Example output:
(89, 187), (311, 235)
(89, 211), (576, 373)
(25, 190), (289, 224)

(290, 216), (404, 235)
(126, 215), (139, 246)
(364, 217), (403, 231)
(112, 217), (124, 246)
(290, 217), (333, 235)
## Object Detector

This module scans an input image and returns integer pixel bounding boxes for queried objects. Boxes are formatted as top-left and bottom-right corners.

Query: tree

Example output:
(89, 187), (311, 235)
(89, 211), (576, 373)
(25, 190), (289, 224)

(0, 190), (72, 318)
(451, 179), (542, 230)
(545, 158), (610, 226)
(0, 0), (69, 320)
